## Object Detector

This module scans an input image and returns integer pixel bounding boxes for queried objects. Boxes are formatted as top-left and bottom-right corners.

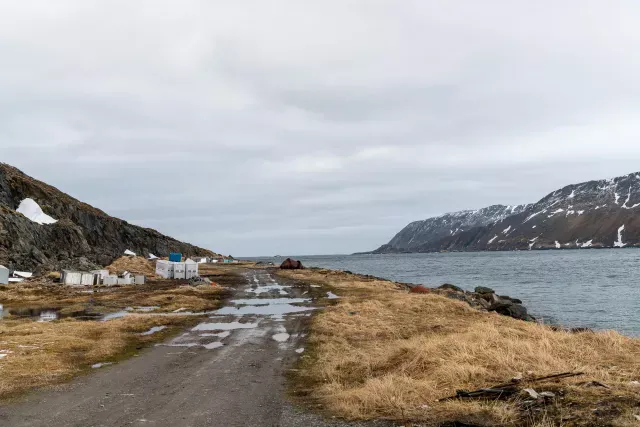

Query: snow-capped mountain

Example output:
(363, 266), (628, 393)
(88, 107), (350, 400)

(372, 172), (640, 253)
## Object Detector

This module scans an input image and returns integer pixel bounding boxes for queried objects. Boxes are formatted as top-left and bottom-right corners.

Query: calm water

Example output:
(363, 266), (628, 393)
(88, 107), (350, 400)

(251, 250), (640, 336)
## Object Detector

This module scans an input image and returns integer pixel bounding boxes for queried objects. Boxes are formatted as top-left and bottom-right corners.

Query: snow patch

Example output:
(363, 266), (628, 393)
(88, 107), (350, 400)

(16, 198), (57, 225)
(577, 210), (585, 215)
(555, 241), (561, 249)
(488, 235), (498, 244)
(568, 190), (575, 199)
(614, 225), (626, 248)
(581, 240), (593, 248)
(532, 225), (537, 229)
(502, 226), (511, 234)
(528, 237), (539, 250)
(615, 192), (621, 205)
(124, 249), (136, 256)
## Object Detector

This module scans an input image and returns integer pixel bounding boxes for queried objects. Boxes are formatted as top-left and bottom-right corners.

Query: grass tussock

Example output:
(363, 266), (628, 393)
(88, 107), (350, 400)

(106, 256), (159, 278)
(0, 315), (195, 399)
(279, 269), (640, 426)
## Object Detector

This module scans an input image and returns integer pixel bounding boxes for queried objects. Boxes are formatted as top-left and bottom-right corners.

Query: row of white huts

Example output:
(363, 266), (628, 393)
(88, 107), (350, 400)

(60, 270), (147, 286)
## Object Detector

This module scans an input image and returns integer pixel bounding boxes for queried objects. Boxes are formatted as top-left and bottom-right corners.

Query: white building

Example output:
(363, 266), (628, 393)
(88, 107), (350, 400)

(155, 260), (197, 280)
(91, 270), (110, 280)
(103, 275), (119, 286)
(61, 270), (96, 286)
(0, 265), (9, 285)
(173, 262), (186, 280)
(185, 259), (199, 279)
(155, 260), (175, 279)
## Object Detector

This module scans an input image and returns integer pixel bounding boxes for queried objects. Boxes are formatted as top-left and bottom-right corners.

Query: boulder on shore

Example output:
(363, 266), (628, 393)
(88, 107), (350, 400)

(474, 286), (495, 294)
(280, 258), (305, 270)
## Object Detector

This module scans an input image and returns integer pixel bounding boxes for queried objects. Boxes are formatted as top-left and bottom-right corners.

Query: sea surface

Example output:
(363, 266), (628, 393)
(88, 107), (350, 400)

(248, 250), (640, 336)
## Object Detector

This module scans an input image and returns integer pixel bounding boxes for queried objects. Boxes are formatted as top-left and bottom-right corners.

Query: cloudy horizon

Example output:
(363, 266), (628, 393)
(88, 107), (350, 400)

(3, 1), (640, 256)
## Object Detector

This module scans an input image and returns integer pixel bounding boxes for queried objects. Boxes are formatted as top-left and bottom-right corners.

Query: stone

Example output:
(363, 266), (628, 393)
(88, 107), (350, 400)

(523, 388), (540, 399)
(499, 295), (523, 304)
(489, 301), (531, 321)
(439, 283), (464, 293)
(474, 286), (495, 294)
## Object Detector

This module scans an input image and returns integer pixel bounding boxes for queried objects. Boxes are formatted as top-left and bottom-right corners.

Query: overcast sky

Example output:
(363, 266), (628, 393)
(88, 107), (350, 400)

(3, 1), (640, 256)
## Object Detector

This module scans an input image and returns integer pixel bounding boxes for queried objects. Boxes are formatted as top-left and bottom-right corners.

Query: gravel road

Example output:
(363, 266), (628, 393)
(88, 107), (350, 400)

(0, 269), (397, 427)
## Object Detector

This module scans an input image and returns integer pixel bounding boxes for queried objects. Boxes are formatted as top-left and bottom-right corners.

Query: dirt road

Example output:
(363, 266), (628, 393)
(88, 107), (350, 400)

(0, 269), (382, 427)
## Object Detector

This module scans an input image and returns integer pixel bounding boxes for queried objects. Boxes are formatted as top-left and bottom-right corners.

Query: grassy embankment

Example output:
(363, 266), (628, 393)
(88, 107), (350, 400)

(278, 268), (640, 427)
(0, 260), (241, 400)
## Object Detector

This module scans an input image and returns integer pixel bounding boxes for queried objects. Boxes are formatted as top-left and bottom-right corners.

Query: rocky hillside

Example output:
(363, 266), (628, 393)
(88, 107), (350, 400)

(0, 163), (214, 272)
(373, 172), (640, 253)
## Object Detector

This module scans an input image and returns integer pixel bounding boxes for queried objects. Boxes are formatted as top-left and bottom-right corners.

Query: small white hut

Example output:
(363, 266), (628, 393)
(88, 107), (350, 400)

(0, 265), (9, 285)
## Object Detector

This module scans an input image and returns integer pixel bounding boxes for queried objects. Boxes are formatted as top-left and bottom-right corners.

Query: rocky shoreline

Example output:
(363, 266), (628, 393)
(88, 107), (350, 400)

(334, 268), (593, 331)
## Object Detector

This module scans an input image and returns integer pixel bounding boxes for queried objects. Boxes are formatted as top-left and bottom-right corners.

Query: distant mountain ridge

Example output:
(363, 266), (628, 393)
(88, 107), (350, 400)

(0, 163), (214, 272)
(372, 172), (640, 253)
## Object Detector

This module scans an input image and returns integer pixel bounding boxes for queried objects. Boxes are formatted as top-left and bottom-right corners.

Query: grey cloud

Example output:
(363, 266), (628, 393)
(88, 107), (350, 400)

(2, 1), (640, 256)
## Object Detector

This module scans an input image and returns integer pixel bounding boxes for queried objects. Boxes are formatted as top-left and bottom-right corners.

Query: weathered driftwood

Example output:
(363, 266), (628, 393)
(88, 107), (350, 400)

(438, 372), (585, 401)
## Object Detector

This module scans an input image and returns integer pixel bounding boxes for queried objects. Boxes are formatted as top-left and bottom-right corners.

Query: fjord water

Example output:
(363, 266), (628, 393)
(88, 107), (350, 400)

(265, 250), (640, 336)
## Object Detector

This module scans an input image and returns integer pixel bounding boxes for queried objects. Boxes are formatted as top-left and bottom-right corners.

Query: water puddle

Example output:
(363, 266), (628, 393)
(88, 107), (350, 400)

(231, 298), (309, 306)
(1, 306), (102, 322)
(199, 331), (231, 338)
(140, 326), (167, 336)
(203, 342), (224, 350)
(215, 304), (316, 317)
(101, 311), (130, 321)
(272, 333), (290, 342)
(192, 321), (259, 332)
(247, 284), (291, 295)
(92, 362), (113, 369)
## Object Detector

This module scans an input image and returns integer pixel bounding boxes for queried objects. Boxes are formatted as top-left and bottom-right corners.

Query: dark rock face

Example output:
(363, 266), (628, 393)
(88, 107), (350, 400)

(372, 171), (640, 253)
(0, 163), (213, 273)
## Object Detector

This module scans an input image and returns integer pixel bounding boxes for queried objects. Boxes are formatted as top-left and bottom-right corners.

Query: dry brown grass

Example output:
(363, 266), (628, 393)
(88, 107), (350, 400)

(0, 279), (226, 314)
(0, 315), (195, 399)
(279, 269), (640, 426)
(106, 256), (159, 278)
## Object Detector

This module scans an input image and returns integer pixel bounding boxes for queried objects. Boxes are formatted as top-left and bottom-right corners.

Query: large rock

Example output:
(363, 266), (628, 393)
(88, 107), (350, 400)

(474, 286), (495, 294)
(489, 301), (532, 321)
(280, 258), (305, 270)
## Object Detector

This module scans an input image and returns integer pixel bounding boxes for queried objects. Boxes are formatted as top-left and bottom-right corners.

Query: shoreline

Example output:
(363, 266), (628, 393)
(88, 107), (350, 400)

(278, 266), (640, 426)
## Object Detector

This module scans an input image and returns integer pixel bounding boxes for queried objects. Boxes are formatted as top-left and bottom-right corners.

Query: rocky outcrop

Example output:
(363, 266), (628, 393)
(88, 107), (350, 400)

(372, 171), (640, 253)
(0, 163), (214, 273)
(436, 285), (534, 322)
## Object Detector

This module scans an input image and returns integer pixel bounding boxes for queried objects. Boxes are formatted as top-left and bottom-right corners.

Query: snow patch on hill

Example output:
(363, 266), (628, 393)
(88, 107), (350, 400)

(16, 199), (57, 225)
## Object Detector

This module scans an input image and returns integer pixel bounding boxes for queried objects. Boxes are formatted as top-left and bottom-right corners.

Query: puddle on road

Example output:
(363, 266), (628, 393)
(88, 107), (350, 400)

(247, 284), (291, 295)
(231, 298), (309, 306)
(272, 333), (290, 342)
(200, 331), (231, 338)
(140, 326), (167, 336)
(215, 305), (315, 317)
(192, 321), (259, 332)
(203, 342), (224, 350)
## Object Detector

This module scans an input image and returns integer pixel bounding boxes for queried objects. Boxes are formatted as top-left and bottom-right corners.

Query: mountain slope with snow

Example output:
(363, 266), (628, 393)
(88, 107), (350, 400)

(0, 163), (214, 272)
(372, 172), (640, 253)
